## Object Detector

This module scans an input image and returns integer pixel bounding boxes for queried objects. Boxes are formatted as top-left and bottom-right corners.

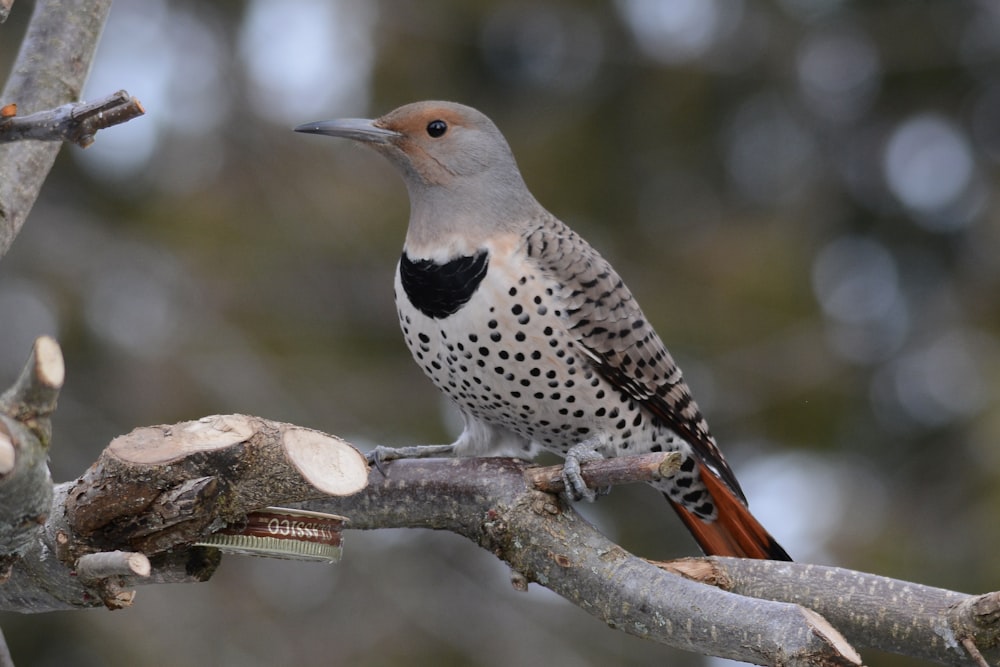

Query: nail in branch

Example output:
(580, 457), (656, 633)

(0, 90), (145, 147)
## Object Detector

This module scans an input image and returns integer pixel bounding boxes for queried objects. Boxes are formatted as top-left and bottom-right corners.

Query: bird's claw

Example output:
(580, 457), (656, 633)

(366, 446), (394, 476)
(365, 444), (458, 477)
(562, 443), (609, 502)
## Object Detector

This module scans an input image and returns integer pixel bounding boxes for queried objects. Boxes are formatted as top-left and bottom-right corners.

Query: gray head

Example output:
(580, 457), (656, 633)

(296, 101), (541, 254)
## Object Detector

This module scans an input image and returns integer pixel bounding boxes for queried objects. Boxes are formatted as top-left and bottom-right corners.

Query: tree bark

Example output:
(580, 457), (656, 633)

(0, 0), (113, 256)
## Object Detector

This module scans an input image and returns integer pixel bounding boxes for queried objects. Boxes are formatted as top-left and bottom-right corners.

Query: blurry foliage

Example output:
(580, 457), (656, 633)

(1, 0), (999, 665)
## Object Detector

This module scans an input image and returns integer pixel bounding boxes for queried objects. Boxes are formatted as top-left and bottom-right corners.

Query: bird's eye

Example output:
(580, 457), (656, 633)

(426, 120), (448, 138)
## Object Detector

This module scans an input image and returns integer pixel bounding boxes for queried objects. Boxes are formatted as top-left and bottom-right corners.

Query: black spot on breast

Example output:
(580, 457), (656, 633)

(399, 250), (489, 319)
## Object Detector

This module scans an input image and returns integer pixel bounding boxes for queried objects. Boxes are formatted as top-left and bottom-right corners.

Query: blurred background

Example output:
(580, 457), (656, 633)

(1, 0), (999, 665)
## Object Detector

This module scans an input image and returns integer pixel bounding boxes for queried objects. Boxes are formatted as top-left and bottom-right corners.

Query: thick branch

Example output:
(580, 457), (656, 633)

(305, 459), (861, 666)
(0, 393), (992, 664)
(0, 0), (113, 257)
(659, 557), (1000, 666)
(0, 91), (144, 148)
(64, 415), (368, 558)
(0, 414), (366, 612)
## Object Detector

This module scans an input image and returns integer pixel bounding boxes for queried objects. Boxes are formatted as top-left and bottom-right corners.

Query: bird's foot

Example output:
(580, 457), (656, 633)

(366, 444), (457, 476)
(562, 443), (609, 502)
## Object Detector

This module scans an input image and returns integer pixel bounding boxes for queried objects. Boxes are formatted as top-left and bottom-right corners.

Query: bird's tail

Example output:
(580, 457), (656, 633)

(667, 463), (791, 561)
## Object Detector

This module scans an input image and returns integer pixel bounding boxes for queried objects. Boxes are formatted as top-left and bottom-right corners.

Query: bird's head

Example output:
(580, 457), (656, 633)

(296, 101), (540, 251)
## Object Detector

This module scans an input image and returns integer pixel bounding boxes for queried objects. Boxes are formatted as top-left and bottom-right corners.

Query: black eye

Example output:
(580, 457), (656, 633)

(426, 119), (448, 138)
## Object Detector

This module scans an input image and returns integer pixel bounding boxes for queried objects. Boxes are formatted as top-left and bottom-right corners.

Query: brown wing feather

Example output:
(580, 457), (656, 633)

(525, 215), (791, 561)
(524, 214), (745, 499)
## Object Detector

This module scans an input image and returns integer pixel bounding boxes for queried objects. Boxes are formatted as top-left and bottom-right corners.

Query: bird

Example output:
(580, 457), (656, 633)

(295, 101), (791, 560)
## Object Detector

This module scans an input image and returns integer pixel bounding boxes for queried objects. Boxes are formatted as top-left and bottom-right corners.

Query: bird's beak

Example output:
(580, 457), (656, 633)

(294, 118), (399, 144)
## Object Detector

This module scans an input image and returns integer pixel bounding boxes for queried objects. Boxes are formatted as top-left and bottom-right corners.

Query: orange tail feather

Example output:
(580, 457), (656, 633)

(668, 463), (791, 561)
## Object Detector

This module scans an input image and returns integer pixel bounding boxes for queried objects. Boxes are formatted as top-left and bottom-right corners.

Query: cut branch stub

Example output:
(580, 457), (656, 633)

(0, 337), (61, 560)
(0, 90), (145, 148)
(0, 334), (64, 447)
(63, 415), (367, 561)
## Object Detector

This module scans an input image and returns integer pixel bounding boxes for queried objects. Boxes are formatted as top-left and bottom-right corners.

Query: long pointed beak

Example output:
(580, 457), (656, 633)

(294, 118), (399, 144)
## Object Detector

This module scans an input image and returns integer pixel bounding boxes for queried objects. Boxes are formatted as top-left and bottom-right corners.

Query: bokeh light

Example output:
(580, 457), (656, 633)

(883, 113), (984, 230)
(795, 23), (881, 123)
(238, 0), (376, 124)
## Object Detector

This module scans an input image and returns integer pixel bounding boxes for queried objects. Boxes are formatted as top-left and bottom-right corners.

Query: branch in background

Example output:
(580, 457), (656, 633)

(0, 334), (63, 446)
(0, 91), (144, 148)
(0, 337), (60, 571)
(0, 0), (114, 258)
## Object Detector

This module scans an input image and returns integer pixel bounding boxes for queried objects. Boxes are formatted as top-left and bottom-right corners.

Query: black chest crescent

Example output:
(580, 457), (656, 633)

(399, 250), (490, 319)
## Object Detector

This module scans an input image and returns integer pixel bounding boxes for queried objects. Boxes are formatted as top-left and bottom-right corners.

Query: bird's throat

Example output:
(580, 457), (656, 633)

(398, 250), (490, 319)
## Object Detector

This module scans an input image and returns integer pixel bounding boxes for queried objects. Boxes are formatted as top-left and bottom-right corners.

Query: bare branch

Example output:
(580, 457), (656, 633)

(0, 337), (981, 663)
(0, 0), (113, 257)
(657, 556), (1000, 665)
(1, 395), (996, 664)
(0, 413), (365, 613)
(75, 550), (151, 584)
(0, 90), (145, 148)
(0, 337), (59, 570)
(306, 459), (862, 666)
(63, 415), (368, 558)
(0, 334), (63, 446)
(524, 450), (681, 492)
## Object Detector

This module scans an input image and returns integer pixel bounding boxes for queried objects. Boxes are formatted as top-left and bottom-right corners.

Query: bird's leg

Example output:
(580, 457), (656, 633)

(562, 440), (610, 502)
(366, 444), (457, 475)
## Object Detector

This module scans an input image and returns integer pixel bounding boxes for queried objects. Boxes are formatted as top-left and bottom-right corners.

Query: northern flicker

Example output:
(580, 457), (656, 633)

(296, 101), (791, 560)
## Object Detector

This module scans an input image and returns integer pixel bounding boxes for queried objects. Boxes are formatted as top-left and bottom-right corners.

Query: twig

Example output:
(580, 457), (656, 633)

(0, 0), (114, 257)
(524, 451), (682, 493)
(0, 90), (144, 148)
(75, 550), (151, 584)
(75, 550), (151, 610)
(960, 636), (990, 667)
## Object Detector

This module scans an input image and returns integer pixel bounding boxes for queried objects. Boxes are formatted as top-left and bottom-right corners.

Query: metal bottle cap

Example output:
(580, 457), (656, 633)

(196, 507), (347, 564)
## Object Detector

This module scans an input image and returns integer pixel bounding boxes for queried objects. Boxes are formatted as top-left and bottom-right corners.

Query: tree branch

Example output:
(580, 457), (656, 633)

(0, 344), (994, 664)
(0, 0), (113, 257)
(0, 337), (60, 576)
(657, 556), (1000, 665)
(304, 458), (861, 666)
(0, 90), (145, 147)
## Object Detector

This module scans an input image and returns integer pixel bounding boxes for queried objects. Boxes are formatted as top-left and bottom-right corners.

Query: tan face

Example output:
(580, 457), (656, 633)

(372, 102), (499, 186)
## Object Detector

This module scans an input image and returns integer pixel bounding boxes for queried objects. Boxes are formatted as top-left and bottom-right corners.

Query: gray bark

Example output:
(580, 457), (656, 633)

(0, 0), (113, 256)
